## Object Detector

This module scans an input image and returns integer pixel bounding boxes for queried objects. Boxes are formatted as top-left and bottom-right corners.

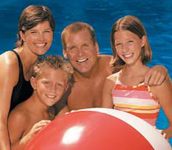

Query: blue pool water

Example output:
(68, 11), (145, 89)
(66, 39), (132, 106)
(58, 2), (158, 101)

(0, 0), (172, 146)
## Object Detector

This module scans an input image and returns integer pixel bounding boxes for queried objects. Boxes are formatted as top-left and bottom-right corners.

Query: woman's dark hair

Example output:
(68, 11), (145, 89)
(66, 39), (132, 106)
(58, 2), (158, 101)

(15, 5), (55, 47)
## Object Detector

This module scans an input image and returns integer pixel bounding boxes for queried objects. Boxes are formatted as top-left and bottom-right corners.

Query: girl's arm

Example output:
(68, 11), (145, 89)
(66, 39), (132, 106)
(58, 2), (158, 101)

(151, 73), (172, 139)
(102, 76), (116, 108)
(0, 52), (19, 150)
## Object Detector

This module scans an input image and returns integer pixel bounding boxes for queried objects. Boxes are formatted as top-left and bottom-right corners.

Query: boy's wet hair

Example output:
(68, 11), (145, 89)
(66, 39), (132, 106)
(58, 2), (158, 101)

(15, 5), (55, 47)
(33, 55), (74, 86)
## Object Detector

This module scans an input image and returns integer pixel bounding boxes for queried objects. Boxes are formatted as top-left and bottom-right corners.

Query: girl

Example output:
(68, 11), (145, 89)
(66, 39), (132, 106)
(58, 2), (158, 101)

(102, 15), (172, 139)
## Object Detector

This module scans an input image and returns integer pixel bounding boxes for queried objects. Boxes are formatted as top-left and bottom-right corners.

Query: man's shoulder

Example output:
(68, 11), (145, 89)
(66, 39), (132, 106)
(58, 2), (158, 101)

(98, 54), (112, 65)
(97, 55), (113, 74)
(98, 54), (112, 60)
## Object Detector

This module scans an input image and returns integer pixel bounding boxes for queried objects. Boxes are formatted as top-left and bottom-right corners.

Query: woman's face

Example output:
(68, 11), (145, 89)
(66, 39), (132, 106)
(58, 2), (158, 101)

(20, 21), (53, 56)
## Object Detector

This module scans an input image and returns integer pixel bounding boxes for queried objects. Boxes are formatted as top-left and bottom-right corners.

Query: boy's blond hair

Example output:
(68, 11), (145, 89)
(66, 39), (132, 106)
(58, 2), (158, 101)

(33, 55), (74, 86)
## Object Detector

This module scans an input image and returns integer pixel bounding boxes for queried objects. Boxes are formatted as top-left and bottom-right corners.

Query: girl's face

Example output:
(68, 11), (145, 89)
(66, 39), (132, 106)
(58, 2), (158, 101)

(114, 30), (145, 66)
(20, 21), (53, 56)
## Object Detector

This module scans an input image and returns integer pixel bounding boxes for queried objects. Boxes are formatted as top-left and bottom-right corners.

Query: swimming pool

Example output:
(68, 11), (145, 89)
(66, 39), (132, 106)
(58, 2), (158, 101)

(0, 0), (172, 146)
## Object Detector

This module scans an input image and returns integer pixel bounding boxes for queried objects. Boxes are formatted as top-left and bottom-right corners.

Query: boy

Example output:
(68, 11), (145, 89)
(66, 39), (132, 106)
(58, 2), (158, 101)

(8, 55), (73, 150)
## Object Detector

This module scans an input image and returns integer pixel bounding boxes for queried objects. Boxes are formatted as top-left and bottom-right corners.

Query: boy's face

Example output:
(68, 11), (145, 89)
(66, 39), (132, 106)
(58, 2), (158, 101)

(31, 67), (68, 107)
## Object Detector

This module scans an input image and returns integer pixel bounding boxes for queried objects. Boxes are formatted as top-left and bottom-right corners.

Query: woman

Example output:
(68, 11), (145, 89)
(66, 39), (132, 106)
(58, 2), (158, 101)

(0, 5), (55, 150)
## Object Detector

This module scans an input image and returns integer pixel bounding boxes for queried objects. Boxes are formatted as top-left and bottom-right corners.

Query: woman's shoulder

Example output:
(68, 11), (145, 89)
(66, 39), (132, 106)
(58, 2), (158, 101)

(0, 50), (20, 68)
(0, 50), (20, 84)
(0, 50), (18, 66)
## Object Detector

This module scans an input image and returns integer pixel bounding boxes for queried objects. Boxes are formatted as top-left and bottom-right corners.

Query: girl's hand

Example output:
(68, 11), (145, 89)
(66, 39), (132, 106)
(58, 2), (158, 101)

(162, 126), (172, 139)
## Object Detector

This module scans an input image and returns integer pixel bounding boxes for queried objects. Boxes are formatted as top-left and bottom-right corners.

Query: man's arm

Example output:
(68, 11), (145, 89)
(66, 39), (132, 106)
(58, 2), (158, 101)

(144, 65), (167, 86)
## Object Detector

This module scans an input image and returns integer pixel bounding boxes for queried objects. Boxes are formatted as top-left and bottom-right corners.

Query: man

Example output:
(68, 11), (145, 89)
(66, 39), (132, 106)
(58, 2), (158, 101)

(57, 22), (166, 112)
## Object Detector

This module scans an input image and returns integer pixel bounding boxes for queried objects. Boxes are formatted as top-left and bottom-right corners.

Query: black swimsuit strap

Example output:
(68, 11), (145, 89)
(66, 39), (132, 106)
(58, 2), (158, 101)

(10, 50), (23, 76)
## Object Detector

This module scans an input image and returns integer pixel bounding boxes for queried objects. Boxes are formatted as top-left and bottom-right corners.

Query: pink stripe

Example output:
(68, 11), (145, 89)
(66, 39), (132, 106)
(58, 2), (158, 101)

(144, 118), (156, 126)
(115, 84), (148, 91)
(112, 90), (152, 99)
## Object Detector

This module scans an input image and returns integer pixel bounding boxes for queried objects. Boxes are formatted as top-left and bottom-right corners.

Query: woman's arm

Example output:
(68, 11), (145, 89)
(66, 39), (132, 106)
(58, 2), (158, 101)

(0, 120), (10, 150)
(0, 52), (19, 150)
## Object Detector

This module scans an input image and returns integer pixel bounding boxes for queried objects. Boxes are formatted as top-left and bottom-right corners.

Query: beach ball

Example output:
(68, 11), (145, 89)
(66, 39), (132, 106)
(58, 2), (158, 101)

(25, 108), (171, 150)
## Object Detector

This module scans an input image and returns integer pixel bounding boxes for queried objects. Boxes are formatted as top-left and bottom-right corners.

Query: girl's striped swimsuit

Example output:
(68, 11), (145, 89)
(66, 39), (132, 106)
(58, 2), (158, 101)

(112, 73), (160, 126)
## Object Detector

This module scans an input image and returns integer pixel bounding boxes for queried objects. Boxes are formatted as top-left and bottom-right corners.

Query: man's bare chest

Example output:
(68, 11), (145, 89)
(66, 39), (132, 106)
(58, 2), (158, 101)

(68, 80), (103, 110)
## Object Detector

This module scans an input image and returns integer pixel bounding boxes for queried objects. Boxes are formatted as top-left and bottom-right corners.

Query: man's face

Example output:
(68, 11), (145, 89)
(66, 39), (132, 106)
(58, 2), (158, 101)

(63, 29), (99, 75)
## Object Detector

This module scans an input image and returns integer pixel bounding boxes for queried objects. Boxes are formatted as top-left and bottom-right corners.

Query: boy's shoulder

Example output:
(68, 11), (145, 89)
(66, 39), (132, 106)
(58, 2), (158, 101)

(9, 103), (30, 123)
